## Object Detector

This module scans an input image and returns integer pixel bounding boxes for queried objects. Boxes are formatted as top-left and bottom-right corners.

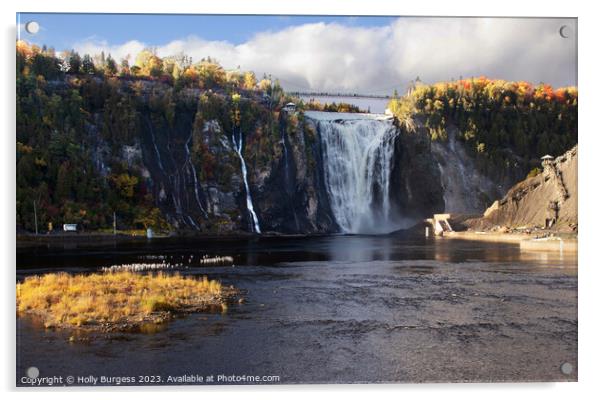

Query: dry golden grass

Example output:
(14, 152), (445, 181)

(17, 271), (232, 330)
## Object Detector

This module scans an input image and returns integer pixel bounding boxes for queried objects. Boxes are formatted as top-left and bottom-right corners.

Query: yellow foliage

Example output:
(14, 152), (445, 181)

(17, 271), (226, 329)
(111, 173), (139, 198)
(258, 79), (272, 92)
(243, 71), (257, 90)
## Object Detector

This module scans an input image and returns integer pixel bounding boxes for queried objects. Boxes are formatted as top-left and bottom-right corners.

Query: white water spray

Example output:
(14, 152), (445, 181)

(308, 112), (399, 234)
(232, 131), (261, 233)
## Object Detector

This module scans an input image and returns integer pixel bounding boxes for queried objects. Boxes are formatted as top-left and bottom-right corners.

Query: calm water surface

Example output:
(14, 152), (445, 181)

(16, 235), (577, 385)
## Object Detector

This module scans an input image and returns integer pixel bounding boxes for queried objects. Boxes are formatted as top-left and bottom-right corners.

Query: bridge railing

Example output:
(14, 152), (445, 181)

(287, 91), (392, 100)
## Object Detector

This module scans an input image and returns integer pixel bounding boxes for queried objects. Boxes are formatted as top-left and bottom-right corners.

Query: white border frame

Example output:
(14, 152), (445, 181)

(2, 1), (600, 399)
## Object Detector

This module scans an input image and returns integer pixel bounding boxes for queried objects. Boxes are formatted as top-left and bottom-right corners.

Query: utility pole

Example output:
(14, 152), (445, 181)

(113, 211), (116, 235)
(33, 200), (38, 235)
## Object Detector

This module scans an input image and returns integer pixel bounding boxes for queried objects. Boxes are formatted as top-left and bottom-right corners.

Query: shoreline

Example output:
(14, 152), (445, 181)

(444, 231), (578, 253)
(15, 231), (332, 250)
(17, 230), (578, 253)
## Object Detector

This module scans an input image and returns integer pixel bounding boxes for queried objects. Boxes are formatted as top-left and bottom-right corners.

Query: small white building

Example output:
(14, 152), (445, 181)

(282, 102), (296, 113)
(541, 154), (554, 167)
(63, 224), (78, 232)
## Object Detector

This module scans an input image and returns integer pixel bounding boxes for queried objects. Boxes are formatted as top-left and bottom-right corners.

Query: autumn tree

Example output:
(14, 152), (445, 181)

(197, 60), (226, 89)
(105, 54), (118, 76)
(135, 49), (164, 77)
(243, 71), (257, 90)
(120, 58), (130, 76)
(111, 173), (139, 198)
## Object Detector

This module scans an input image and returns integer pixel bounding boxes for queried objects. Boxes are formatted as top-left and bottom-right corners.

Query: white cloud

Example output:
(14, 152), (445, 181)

(72, 39), (146, 63)
(72, 17), (577, 94)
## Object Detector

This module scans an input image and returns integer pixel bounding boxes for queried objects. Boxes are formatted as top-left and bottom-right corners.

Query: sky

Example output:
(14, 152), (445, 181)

(17, 13), (577, 95)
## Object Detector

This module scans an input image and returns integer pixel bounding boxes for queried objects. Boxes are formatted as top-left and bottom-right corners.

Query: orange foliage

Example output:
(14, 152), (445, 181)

(16, 40), (33, 58)
(426, 77), (575, 105)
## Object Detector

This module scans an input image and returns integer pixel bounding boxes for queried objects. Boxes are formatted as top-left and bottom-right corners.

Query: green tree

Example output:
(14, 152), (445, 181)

(105, 54), (117, 76)
(68, 50), (81, 74)
(81, 54), (95, 75)
(120, 58), (130, 76)
(56, 162), (74, 200)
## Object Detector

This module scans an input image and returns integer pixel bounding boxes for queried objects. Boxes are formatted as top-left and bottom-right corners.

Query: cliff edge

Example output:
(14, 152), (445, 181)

(466, 145), (577, 232)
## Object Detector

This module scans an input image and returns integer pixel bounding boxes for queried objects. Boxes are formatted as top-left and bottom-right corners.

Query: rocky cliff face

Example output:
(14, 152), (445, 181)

(37, 78), (548, 235)
(430, 124), (503, 214)
(127, 104), (340, 234)
(252, 113), (337, 233)
(390, 119), (445, 222)
(93, 104), (521, 234)
(468, 146), (577, 231)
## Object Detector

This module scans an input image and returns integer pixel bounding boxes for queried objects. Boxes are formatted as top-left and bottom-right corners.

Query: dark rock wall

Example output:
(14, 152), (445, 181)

(97, 104), (535, 234)
(390, 123), (446, 221)
(253, 113), (338, 233)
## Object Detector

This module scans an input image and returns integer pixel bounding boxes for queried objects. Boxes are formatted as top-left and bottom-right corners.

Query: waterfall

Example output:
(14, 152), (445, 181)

(146, 119), (165, 172)
(281, 127), (290, 176)
(185, 133), (208, 218)
(308, 112), (399, 234)
(232, 131), (261, 234)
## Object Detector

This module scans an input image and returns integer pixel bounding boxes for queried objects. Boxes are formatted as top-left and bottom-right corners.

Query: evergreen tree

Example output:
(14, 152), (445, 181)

(105, 54), (117, 76)
(68, 50), (81, 74)
(81, 54), (95, 75)
(120, 58), (130, 76)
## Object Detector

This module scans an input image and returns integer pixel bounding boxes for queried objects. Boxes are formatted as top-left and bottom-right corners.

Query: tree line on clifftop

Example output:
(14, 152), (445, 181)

(16, 41), (577, 233)
(387, 77), (577, 178)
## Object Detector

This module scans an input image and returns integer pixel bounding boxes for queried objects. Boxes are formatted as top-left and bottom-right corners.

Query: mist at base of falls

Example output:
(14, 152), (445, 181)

(308, 112), (404, 234)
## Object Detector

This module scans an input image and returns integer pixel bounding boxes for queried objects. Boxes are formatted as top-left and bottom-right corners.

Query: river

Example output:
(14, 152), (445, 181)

(16, 235), (577, 385)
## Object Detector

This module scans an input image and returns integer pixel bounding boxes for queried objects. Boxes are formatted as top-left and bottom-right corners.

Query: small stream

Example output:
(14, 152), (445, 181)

(232, 131), (261, 234)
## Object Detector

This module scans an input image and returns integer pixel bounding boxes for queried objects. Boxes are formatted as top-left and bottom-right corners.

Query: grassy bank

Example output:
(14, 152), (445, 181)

(17, 271), (238, 331)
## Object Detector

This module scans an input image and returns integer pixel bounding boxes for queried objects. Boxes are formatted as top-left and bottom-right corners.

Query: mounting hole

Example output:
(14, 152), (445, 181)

(26, 366), (40, 379)
(559, 25), (572, 39)
(560, 362), (574, 375)
(25, 21), (39, 34)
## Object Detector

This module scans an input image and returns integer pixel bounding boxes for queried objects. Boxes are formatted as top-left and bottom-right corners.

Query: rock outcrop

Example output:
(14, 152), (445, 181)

(390, 119), (445, 222)
(430, 124), (505, 213)
(468, 146), (577, 231)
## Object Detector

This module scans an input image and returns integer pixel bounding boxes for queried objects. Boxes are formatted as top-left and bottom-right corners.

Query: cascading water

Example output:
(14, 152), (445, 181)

(144, 116), (207, 229)
(307, 112), (399, 234)
(232, 131), (261, 233)
(185, 133), (208, 218)
(146, 119), (165, 172)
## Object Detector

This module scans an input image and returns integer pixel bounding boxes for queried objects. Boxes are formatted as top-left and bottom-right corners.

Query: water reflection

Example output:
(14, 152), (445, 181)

(325, 235), (393, 262)
(17, 235), (577, 273)
(16, 234), (577, 384)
